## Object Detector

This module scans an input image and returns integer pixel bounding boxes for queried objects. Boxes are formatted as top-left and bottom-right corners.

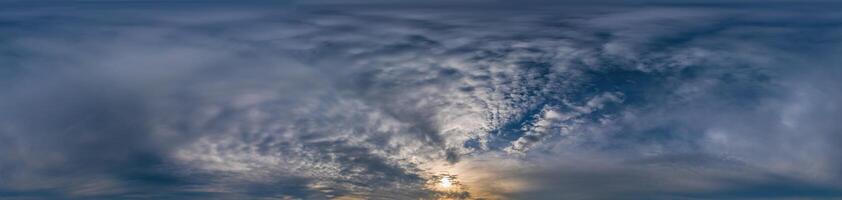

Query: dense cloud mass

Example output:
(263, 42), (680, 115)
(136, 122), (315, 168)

(1, 1), (842, 199)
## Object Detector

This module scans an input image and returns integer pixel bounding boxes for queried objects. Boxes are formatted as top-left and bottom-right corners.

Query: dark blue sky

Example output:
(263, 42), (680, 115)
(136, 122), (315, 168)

(1, 1), (841, 199)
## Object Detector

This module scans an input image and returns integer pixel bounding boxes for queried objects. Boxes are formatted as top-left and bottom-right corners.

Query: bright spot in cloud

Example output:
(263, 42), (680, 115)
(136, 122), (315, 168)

(439, 176), (452, 188)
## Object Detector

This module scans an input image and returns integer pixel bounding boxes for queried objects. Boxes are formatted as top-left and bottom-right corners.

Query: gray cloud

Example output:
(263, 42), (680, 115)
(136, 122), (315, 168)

(1, 1), (842, 199)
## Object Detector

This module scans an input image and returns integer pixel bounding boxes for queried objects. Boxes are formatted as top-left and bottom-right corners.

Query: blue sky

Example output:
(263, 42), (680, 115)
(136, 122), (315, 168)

(1, 1), (841, 199)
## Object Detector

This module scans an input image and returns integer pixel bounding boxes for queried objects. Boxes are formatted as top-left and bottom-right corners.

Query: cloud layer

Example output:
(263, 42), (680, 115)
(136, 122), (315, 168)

(1, 1), (842, 199)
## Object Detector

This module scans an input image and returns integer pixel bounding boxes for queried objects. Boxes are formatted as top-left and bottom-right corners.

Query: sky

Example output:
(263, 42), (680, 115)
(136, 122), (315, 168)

(1, 1), (842, 200)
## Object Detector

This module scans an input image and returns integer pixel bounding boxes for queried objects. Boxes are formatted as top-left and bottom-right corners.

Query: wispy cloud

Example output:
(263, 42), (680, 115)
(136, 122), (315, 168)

(1, 1), (841, 199)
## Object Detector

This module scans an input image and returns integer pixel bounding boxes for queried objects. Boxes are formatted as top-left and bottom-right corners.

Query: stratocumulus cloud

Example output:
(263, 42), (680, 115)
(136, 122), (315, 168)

(1, 1), (841, 199)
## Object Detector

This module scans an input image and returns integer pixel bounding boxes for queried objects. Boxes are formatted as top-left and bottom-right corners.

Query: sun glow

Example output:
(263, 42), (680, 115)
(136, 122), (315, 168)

(439, 176), (452, 188)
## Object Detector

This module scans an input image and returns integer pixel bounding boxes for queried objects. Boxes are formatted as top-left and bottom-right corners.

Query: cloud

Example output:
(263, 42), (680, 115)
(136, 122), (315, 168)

(1, 1), (842, 199)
